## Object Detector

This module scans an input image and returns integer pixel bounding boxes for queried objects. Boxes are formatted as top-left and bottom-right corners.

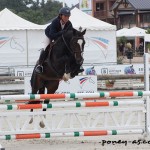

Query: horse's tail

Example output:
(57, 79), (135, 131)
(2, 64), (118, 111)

(30, 65), (37, 88)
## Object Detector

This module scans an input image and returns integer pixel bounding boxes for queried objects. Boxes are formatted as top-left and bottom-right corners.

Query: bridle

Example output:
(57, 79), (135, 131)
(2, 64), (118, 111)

(62, 34), (84, 56)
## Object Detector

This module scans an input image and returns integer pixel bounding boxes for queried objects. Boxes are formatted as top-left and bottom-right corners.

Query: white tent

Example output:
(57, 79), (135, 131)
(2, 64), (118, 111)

(70, 8), (116, 31)
(0, 8), (117, 66)
(116, 28), (129, 37)
(0, 8), (46, 66)
(145, 34), (150, 42)
(117, 27), (146, 37)
(70, 8), (117, 64)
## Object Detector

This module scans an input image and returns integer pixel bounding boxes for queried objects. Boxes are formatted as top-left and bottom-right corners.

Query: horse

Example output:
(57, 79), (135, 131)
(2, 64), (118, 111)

(29, 28), (86, 127)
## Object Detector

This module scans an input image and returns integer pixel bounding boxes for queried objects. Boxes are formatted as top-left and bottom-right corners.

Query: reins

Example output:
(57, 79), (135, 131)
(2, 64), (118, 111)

(62, 34), (74, 56)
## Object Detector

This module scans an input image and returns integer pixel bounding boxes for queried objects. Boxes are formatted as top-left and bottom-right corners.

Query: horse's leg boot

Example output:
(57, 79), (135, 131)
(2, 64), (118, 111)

(76, 64), (84, 74)
(78, 65), (84, 73)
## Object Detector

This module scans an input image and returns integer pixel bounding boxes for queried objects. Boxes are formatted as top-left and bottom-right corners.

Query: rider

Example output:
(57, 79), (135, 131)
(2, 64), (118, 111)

(35, 7), (84, 75)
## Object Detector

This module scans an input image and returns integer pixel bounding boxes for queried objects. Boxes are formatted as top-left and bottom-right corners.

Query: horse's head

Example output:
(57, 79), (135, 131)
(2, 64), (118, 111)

(63, 28), (86, 65)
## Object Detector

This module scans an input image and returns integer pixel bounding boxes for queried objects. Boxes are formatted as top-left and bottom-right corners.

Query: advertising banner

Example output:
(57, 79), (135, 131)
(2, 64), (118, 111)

(79, 0), (92, 15)
(84, 64), (146, 75)
(24, 76), (97, 94)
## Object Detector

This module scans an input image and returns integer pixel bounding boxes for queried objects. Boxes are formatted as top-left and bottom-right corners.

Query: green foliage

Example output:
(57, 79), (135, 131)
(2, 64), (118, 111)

(117, 36), (127, 45)
(0, 0), (66, 24)
(117, 56), (124, 64)
(105, 80), (115, 88)
(146, 28), (150, 34)
(146, 43), (150, 49)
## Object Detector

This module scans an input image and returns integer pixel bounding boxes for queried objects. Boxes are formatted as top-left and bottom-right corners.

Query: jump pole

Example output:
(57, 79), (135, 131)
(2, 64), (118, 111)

(0, 100), (144, 110)
(0, 129), (143, 140)
(0, 91), (150, 102)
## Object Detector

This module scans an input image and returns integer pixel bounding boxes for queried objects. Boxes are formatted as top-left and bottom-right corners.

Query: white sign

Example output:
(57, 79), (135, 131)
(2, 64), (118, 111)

(15, 68), (33, 77)
(24, 76), (97, 94)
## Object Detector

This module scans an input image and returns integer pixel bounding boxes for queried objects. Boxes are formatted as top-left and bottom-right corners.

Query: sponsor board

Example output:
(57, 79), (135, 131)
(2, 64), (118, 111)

(84, 64), (148, 75)
(15, 63), (149, 78)
(24, 76), (97, 94)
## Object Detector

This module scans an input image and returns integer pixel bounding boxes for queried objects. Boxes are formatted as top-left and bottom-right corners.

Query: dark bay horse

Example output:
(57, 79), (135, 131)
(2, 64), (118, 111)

(29, 28), (86, 127)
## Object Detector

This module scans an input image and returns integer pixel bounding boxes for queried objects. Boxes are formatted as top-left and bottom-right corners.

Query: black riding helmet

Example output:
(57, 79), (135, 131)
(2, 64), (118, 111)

(59, 7), (71, 16)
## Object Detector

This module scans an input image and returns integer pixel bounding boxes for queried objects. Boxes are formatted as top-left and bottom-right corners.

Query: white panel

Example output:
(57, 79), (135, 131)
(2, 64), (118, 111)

(0, 30), (27, 66)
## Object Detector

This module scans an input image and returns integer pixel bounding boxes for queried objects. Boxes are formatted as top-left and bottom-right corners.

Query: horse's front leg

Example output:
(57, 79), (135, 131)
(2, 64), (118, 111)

(39, 81), (59, 128)
(58, 55), (72, 81)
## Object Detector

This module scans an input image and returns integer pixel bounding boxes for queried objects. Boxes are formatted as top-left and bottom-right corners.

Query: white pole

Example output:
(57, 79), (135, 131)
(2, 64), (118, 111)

(144, 35), (146, 53)
(144, 53), (149, 91)
(144, 53), (150, 136)
(26, 29), (29, 66)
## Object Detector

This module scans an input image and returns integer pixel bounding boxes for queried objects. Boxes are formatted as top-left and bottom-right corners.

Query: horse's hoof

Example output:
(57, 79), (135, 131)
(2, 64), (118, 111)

(29, 117), (33, 124)
(39, 121), (45, 128)
(62, 73), (70, 81)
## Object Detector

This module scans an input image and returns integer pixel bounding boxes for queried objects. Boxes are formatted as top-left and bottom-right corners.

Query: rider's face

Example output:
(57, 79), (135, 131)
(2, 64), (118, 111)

(61, 15), (70, 24)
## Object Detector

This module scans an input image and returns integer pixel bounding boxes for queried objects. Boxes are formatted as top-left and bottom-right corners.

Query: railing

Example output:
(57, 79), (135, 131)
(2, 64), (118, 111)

(0, 67), (15, 76)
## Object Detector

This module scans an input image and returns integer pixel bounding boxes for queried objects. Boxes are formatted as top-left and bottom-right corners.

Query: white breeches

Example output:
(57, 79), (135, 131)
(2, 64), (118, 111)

(43, 36), (50, 50)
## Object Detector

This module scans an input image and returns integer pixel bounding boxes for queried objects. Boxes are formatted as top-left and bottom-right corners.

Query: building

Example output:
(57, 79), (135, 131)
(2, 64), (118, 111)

(111, 0), (150, 29)
(86, 0), (150, 29)
(92, 0), (116, 24)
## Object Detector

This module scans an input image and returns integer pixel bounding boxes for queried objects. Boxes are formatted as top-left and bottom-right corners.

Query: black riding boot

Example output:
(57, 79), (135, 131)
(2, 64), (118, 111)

(35, 49), (47, 74)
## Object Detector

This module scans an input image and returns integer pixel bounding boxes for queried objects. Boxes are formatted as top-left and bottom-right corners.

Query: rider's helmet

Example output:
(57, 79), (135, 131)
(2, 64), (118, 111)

(59, 7), (71, 16)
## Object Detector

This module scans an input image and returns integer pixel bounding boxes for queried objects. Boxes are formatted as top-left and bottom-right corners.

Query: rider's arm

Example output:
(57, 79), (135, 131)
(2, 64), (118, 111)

(45, 18), (63, 40)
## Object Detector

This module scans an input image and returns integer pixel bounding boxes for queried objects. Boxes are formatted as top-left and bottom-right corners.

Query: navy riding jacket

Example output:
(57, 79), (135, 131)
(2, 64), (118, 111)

(45, 16), (73, 41)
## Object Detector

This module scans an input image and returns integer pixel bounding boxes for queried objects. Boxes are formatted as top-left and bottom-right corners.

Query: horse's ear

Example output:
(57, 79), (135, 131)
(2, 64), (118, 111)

(73, 28), (77, 34)
(81, 29), (86, 35)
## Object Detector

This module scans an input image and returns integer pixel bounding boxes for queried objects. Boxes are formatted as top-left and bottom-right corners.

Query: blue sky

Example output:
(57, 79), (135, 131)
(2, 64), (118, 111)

(38, 0), (79, 7)
(55, 0), (79, 7)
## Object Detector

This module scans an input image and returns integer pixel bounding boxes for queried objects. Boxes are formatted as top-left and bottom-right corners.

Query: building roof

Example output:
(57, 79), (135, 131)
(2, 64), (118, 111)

(112, 0), (150, 11)
(128, 0), (150, 10)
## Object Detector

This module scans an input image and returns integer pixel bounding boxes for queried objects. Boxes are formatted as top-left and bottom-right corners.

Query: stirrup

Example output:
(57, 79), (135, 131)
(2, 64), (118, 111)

(35, 65), (43, 74)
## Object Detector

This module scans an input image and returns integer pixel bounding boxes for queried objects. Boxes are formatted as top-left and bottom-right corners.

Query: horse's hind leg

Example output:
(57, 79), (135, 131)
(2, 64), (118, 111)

(29, 87), (44, 124)
(35, 87), (47, 128)
(39, 94), (49, 128)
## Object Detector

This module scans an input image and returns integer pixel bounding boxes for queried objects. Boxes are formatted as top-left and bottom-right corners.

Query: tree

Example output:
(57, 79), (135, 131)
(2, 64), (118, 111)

(0, 0), (63, 24)
(0, 0), (28, 12)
